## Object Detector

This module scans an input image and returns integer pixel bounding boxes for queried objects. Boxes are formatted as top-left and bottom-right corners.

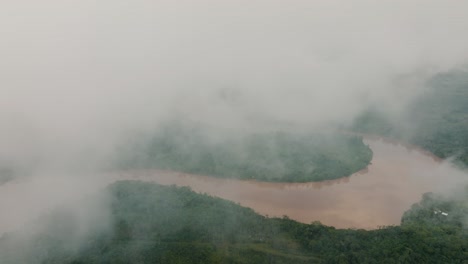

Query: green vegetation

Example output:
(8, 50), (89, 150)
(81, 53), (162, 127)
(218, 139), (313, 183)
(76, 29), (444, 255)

(401, 190), (468, 228)
(119, 124), (372, 182)
(2, 181), (466, 263)
(353, 70), (468, 166)
(4, 71), (468, 263)
(409, 71), (468, 165)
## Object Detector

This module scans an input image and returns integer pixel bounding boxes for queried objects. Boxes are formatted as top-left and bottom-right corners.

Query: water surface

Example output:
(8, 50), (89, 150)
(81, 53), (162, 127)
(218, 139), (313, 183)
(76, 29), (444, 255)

(1, 137), (467, 233)
(111, 137), (467, 229)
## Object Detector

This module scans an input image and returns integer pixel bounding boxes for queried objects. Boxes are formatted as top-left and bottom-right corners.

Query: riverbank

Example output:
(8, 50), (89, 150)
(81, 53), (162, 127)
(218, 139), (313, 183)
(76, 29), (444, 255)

(2, 180), (467, 264)
(109, 136), (467, 229)
(119, 127), (373, 182)
(1, 136), (466, 235)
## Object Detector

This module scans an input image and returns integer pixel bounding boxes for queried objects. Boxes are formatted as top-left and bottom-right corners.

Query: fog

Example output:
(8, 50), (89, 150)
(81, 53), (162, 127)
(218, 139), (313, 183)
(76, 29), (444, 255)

(1, 0), (468, 259)
(2, 1), (468, 149)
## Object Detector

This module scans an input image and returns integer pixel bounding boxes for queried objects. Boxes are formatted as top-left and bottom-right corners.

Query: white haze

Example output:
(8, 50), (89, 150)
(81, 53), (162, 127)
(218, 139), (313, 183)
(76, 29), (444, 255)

(1, 0), (468, 253)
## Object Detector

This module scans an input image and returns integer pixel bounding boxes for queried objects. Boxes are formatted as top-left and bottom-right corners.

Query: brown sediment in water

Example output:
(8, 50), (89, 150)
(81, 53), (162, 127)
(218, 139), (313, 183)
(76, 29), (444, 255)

(344, 132), (443, 163)
(106, 137), (466, 230)
(1, 137), (466, 233)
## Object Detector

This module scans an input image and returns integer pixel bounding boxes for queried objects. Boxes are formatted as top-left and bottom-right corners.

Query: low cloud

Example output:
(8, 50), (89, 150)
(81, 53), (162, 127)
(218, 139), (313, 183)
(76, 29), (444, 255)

(1, 0), (468, 257)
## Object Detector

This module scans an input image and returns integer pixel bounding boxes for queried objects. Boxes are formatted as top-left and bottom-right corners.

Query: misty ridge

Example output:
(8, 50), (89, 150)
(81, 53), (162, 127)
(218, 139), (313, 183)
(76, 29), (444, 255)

(1, 1), (468, 263)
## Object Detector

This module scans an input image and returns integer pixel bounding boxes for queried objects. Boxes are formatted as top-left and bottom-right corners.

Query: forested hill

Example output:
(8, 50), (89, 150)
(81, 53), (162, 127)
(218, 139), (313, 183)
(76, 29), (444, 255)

(352, 70), (468, 166)
(1, 181), (466, 263)
(118, 125), (372, 182)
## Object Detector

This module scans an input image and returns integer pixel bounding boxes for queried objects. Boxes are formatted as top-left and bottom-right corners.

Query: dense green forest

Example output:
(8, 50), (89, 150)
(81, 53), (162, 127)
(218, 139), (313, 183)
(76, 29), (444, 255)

(1, 181), (466, 263)
(119, 124), (372, 182)
(2, 71), (467, 263)
(352, 70), (468, 166)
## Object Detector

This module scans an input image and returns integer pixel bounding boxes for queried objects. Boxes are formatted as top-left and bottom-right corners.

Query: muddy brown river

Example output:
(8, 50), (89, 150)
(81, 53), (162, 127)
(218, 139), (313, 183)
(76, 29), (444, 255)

(1, 137), (467, 233)
(109, 137), (467, 229)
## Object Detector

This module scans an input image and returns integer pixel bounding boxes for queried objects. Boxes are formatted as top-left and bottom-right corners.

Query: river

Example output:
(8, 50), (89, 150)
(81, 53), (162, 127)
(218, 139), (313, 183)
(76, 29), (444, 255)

(1, 137), (467, 233)
(109, 137), (467, 229)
